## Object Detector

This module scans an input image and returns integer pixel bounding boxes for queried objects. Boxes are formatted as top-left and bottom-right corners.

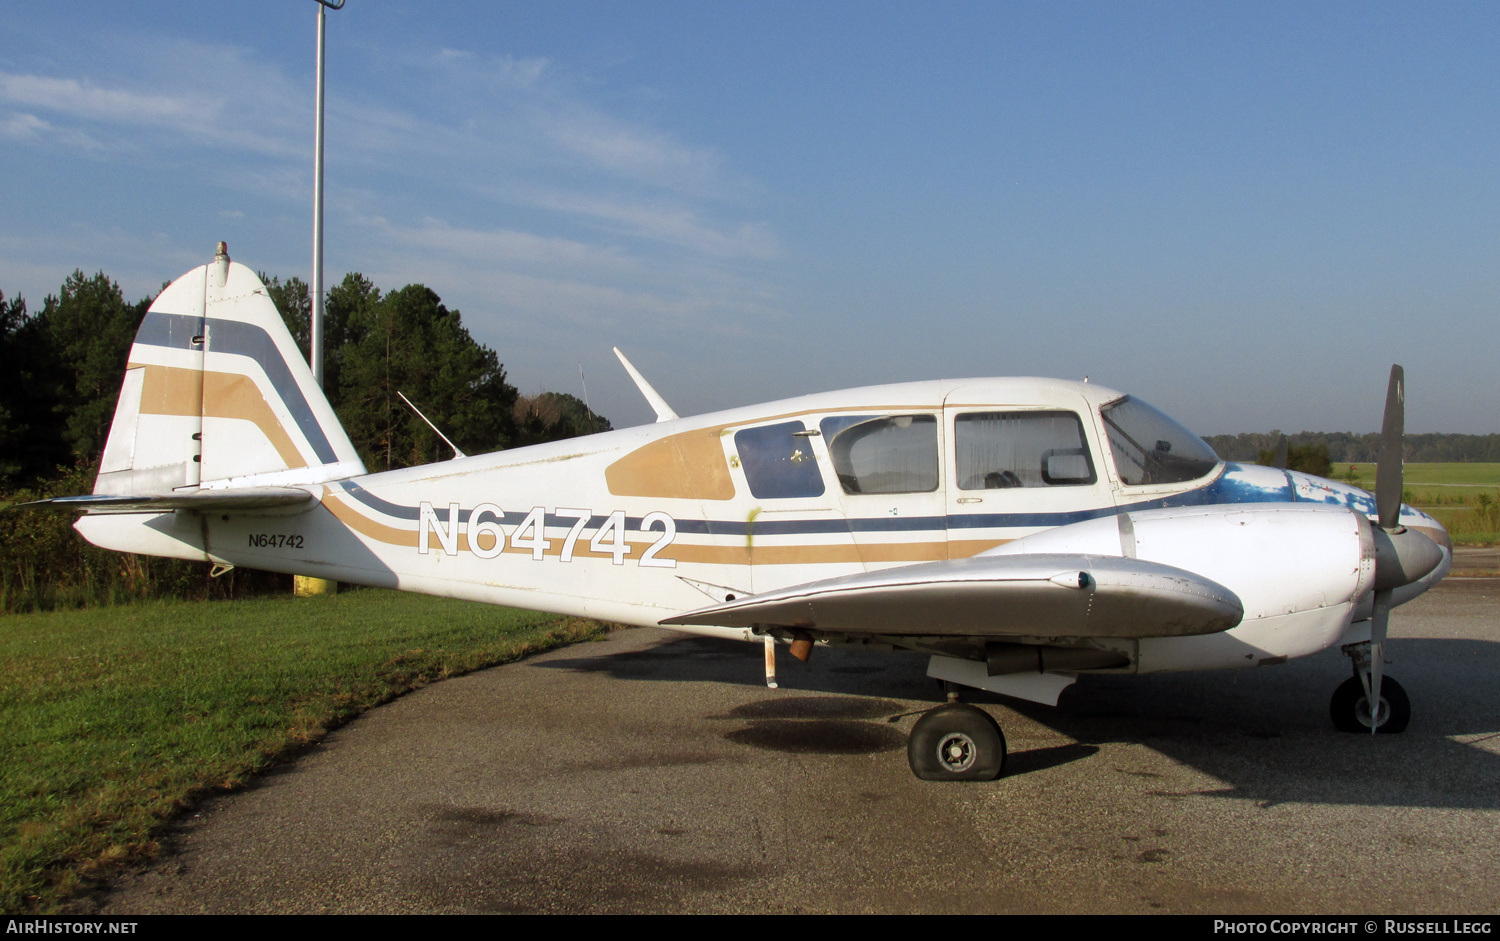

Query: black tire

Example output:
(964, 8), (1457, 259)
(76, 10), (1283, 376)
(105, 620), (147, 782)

(1330, 675), (1411, 734)
(907, 704), (1006, 781)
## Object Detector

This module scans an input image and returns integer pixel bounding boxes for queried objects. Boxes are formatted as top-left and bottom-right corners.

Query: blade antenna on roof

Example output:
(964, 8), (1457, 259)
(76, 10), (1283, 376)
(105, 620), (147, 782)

(613, 347), (679, 422)
(397, 391), (466, 460)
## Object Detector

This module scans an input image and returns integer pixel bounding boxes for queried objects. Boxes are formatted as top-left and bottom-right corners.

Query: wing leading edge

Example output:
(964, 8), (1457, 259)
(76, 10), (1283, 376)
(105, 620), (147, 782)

(661, 553), (1243, 639)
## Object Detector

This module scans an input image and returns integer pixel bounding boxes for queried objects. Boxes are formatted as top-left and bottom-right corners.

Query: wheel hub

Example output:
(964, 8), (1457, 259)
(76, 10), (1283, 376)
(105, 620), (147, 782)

(1356, 695), (1391, 730)
(936, 732), (977, 772)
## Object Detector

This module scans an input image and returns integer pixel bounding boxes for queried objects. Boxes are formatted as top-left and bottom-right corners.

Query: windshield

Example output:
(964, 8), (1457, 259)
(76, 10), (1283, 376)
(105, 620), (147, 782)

(1100, 396), (1220, 486)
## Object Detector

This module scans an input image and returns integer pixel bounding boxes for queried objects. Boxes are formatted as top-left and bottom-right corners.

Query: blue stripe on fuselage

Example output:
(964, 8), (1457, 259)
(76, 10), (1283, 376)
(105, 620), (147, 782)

(331, 461), (1392, 539)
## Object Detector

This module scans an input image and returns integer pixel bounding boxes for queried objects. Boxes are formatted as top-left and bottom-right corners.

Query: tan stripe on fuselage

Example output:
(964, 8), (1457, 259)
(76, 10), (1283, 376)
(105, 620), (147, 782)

(605, 426), (735, 500)
(948, 538), (1009, 558)
(323, 492), (1012, 567)
(324, 493), (418, 548)
(325, 493), (701, 561)
(604, 403), (944, 502)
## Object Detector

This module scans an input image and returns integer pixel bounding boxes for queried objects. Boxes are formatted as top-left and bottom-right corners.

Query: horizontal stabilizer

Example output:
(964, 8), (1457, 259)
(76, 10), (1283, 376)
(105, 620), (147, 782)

(18, 487), (316, 514)
(661, 553), (1243, 639)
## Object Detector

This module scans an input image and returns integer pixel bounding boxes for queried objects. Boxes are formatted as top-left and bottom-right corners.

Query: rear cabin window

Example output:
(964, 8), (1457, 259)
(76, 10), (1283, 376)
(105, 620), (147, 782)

(733, 421), (825, 499)
(820, 414), (939, 494)
(955, 411), (1096, 490)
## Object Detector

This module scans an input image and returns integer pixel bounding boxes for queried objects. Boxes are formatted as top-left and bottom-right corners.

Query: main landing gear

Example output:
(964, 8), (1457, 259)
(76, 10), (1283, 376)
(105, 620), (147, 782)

(907, 702), (1007, 781)
(1332, 641), (1411, 734)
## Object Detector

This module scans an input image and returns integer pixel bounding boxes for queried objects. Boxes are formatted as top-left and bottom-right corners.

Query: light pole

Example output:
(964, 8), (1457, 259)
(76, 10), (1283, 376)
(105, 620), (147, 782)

(299, 0), (345, 599)
(311, 0), (344, 389)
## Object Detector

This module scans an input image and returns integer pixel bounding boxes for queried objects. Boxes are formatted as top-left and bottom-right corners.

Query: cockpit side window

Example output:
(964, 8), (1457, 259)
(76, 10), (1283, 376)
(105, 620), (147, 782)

(1100, 396), (1221, 486)
(820, 414), (939, 494)
(733, 421), (826, 499)
(955, 411), (1096, 490)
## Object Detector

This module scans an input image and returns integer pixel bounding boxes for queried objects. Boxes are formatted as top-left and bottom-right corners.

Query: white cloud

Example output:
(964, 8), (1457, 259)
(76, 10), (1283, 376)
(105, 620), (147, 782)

(1, 110), (49, 140)
(542, 109), (726, 191)
(0, 72), (205, 127)
(1, 109), (103, 151)
(435, 49), (549, 90)
(367, 254), (769, 337)
(1, 28), (787, 373)
(348, 213), (780, 349)
(0, 33), (309, 158)
(0, 67), (297, 156)
(524, 191), (779, 259)
(374, 216), (636, 271)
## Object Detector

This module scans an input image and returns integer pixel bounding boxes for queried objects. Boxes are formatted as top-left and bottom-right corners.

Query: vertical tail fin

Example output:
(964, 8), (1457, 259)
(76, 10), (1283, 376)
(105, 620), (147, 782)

(95, 245), (365, 495)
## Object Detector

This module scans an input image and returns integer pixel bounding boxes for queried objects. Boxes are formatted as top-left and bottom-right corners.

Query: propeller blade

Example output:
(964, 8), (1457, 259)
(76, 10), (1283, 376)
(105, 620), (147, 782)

(1375, 365), (1405, 530)
(1272, 434), (1288, 470)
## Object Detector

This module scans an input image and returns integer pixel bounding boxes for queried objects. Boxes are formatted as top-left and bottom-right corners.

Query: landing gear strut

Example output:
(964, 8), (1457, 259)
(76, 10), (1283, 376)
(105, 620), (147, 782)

(1332, 642), (1411, 734)
(907, 703), (1007, 781)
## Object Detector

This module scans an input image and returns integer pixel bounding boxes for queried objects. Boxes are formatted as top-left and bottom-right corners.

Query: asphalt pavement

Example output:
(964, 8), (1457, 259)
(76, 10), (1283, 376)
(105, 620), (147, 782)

(97, 578), (1500, 914)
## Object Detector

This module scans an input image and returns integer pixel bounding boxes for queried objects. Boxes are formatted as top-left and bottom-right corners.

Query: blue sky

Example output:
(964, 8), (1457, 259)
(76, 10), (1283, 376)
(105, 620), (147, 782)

(2, 2), (1495, 433)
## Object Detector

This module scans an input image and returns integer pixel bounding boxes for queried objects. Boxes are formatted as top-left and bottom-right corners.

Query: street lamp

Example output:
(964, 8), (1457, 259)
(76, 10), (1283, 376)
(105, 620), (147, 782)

(311, 0), (345, 390)
(298, 0), (345, 599)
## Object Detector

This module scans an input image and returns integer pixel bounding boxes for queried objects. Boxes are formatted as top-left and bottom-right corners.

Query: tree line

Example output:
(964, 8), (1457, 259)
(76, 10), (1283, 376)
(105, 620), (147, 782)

(0, 267), (611, 611)
(1204, 432), (1500, 465)
(0, 269), (609, 490)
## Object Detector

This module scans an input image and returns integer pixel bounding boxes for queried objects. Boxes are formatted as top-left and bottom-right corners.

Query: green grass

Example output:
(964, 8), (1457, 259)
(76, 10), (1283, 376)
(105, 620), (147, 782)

(1330, 463), (1500, 545)
(0, 590), (607, 914)
(1333, 462), (1500, 495)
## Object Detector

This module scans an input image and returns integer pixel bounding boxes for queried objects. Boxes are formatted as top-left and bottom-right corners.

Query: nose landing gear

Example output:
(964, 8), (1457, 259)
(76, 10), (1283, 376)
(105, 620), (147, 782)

(1333, 642), (1411, 734)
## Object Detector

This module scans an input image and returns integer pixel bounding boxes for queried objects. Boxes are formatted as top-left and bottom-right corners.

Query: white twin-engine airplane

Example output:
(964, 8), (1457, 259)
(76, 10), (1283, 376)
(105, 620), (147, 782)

(31, 246), (1451, 781)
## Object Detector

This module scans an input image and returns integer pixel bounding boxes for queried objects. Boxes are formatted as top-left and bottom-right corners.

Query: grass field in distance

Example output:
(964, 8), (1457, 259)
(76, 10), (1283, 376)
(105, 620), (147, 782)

(1331, 463), (1499, 545)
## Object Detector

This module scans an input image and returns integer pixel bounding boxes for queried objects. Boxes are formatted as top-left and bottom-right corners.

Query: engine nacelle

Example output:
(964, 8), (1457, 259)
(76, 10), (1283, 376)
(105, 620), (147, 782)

(986, 503), (1375, 672)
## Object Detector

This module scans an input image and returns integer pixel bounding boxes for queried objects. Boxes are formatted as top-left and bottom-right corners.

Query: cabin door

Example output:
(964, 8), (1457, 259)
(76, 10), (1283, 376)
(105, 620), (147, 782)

(814, 410), (949, 575)
(943, 390), (1113, 558)
(721, 417), (861, 595)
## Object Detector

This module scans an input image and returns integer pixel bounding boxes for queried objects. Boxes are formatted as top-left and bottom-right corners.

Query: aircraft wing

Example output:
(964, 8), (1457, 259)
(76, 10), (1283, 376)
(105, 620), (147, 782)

(660, 553), (1243, 639)
(15, 488), (317, 513)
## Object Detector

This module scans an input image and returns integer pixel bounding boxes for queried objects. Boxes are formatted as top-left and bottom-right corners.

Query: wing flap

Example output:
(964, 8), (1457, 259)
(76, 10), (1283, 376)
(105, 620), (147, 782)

(16, 487), (316, 513)
(661, 553), (1243, 639)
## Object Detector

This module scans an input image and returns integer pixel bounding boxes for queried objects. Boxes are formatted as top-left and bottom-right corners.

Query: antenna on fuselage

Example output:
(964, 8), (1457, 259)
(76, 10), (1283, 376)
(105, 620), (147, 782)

(613, 347), (679, 422)
(579, 362), (598, 434)
(397, 391), (466, 459)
